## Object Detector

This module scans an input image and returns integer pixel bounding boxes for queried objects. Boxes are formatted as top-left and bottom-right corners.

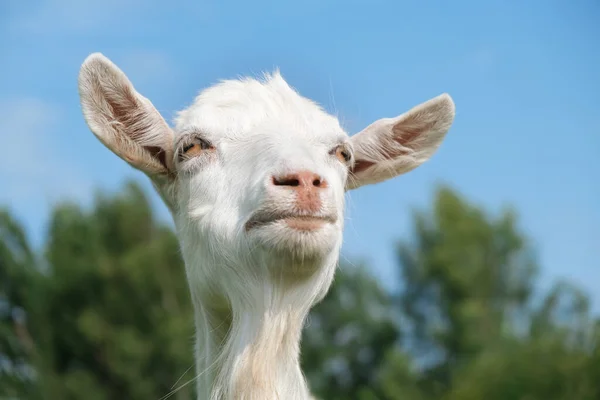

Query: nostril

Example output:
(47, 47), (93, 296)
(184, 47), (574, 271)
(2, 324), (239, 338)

(272, 171), (327, 189)
(273, 176), (300, 187)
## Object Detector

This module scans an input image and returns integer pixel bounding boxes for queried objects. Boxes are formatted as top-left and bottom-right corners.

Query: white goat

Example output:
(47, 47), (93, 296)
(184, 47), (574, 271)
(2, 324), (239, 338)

(77, 53), (455, 400)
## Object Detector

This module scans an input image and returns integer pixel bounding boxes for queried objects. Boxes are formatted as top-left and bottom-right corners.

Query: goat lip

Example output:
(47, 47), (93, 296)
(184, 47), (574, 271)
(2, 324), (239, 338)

(245, 212), (337, 232)
(283, 216), (329, 231)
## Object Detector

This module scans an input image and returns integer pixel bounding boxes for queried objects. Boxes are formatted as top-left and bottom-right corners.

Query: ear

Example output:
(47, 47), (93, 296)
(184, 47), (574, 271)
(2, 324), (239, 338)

(78, 53), (174, 178)
(346, 94), (455, 190)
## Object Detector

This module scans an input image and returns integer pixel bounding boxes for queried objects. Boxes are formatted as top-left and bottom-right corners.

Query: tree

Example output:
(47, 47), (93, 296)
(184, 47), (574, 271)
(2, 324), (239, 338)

(396, 185), (600, 400)
(302, 263), (401, 400)
(445, 281), (600, 400)
(33, 182), (195, 400)
(0, 210), (39, 398)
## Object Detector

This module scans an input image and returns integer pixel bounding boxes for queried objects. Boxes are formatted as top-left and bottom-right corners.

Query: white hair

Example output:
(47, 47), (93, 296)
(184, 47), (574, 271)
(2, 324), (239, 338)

(77, 52), (455, 400)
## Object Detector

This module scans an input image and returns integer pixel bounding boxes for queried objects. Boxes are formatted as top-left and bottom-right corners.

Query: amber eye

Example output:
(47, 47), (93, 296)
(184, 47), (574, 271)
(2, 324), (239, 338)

(333, 145), (352, 164)
(180, 137), (213, 159)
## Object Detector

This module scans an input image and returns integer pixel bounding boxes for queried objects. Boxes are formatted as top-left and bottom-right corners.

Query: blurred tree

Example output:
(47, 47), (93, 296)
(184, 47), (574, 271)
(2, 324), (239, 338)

(0, 210), (39, 398)
(396, 186), (539, 395)
(396, 185), (599, 400)
(302, 264), (400, 399)
(34, 181), (195, 400)
(371, 349), (426, 400)
(445, 281), (600, 400)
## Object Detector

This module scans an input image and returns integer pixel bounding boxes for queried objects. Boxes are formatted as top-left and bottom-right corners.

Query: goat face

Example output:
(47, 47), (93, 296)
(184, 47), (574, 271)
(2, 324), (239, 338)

(78, 53), (455, 288)
(172, 73), (350, 273)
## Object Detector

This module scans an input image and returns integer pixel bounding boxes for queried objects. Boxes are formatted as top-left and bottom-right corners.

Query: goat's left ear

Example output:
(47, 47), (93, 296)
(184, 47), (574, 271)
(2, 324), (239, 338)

(346, 94), (455, 190)
(78, 53), (175, 178)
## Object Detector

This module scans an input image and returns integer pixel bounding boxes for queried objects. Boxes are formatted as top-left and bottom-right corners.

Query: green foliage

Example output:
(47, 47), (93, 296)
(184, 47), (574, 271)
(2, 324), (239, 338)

(393, 185), (599, 400)
(3, 182), (196, 399)
(0, 210), (39, 398)
(301, 264), (400, 399)
(1, 181), (598, 399)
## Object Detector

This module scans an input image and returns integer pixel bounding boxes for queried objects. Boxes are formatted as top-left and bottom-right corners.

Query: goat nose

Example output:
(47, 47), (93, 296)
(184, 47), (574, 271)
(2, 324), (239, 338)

(272, 170), (327, 190)
(271, 170), (326, 212)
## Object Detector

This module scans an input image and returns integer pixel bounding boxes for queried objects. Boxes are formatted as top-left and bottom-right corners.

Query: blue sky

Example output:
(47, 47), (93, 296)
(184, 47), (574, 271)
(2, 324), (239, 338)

(1, 0), (598, 310)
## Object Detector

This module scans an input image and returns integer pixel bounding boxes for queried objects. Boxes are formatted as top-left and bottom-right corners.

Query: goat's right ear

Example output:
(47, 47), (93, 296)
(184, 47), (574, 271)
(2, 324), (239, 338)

(78, 53), (174, 178)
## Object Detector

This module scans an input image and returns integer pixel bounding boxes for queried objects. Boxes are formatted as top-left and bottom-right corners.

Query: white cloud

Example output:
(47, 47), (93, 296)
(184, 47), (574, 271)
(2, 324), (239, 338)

(0, 98), (92, 205)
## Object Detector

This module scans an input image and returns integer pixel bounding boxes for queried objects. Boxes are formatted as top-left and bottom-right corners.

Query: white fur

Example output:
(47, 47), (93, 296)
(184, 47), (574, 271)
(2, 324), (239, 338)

(77, 52), (455, 400)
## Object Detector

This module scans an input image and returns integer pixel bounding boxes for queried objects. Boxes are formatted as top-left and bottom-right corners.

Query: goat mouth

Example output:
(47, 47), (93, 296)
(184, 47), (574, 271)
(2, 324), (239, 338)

(245, 212), (337, 232)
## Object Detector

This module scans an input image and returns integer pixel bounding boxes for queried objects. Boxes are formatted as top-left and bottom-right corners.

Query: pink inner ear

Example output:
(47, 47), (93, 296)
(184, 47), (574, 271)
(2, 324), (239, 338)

(102, 84), (169, 171)
(393, 111), (436, 147)
(393, 125), (421, 147)
(350, 111), (439, 176)
(351, 159), (375, 175)
(145, 146), (168, 169)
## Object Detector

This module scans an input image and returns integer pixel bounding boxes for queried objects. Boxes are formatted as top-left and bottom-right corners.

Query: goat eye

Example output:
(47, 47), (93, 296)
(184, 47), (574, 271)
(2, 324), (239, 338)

(180, 138), (213, 159)
(332, 145), (352, 164)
